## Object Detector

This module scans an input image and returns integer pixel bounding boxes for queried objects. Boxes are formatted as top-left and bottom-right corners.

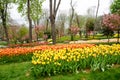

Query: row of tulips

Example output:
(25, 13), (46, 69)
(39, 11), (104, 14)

(0, 44), (95, 57)
(0, 44), (95, 64)
(31, 44), (120, 77)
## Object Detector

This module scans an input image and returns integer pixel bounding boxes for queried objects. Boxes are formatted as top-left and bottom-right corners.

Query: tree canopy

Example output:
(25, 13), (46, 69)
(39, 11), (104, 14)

(110, 0), (120, 14)
(16, 0), (44, 24)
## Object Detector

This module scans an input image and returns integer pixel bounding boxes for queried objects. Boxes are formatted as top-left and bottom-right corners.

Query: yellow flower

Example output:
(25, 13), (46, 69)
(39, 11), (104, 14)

(42, 62), (46, 65)
(54, 62), (61, 66)
(32, 60), (37, 65)
(92, 54), (96, 57)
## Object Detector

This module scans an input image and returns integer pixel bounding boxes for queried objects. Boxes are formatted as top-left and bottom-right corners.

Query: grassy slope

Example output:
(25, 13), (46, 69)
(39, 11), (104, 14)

(0, 62), (120, 80)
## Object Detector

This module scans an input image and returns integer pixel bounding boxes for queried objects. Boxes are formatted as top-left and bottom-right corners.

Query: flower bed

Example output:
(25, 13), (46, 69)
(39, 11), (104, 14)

(31, 44), (120, 77)
(0, 44), (94, 64)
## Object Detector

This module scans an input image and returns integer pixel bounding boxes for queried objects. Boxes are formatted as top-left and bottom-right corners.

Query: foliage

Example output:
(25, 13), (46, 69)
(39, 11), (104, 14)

(102, 14), (120, 30)
(8, 25), (19, 43)
(16, 0), (44, 42)
(85, 17), (95, 38)
(86, 17), (95, 32)
(18, 26), (28, 39)
(44, 31), (51, 39)
(31, 44), (120, 77)
(0, 41), (7, 45)
(31, 0), (45, 25)
(102, 26), (114, 37)
(110, 0), (120, 14)
(102, 14), (120, 42)
(16, 0), (44, 21)
(69, 26), (80, 41)
(69, 26), (80, 35)
(18, 26), (29, 42)
(7, 25), (29, 43)
(34, 25), (45, 40)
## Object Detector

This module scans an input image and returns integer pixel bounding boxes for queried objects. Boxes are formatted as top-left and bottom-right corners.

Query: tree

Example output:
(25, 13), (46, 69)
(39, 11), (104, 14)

(56, 12), (66, 39)
(85, 17), (95, 38)
(87, 6), (96, 17)
(73, 13), (86, 38)
(110, 0), (120, 15)
(49, 0), (61, 44)
(0, 0), (14, 43)
(8, 25), (19, 44)
(18, 25), (29, 42)
(69, 26), (80, 41)
(110, 0), (120, 43)
(39, 9), (51, 34)
(34, 25), (45, 41)
(93, 0), (100, 38)
(31, 0), (44, 25)
(27, 0), (32, 42)
(102, 26), (114, 42)
(16, 0), (44, 42)
(69, 0), (75, 28)
(102, 14), (120, 43)
(69, 0), (76, 41)
(38, 9), (51, 40)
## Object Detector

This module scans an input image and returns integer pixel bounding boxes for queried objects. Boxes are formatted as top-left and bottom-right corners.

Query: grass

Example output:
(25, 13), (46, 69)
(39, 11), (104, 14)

(0, 61), (120, 80)
(0, 41), (7, 45)
(0, 41), (7, 48)
(56, 34), (115, 43)
(0, 62), (34, 80)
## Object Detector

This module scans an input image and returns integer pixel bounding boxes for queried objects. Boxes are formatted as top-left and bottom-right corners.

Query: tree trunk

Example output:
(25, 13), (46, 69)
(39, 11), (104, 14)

(49, 0), (61, 44)
(76, 14), (81, 38)
(70, 0), (75, 41)
(49, 0), (56, 44)
(93, 0), (100, 39)
(46, 19), (49, 31)
(27, 0), (32, 43)
(2, 18), (9, 43)
(51, 18), (56, 44)
(1, 3), (9, 44)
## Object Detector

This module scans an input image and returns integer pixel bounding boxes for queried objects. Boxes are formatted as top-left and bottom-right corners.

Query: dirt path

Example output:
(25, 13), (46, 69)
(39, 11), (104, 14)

(69, 38), (118, 44)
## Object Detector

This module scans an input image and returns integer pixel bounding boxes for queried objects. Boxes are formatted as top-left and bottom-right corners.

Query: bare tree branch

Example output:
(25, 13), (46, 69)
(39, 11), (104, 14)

(49, 0), (52, 19)
(70, 0), (75, 27)
(54, 0), (56, 14)
(55, 0), (61, 16)
(95, 0), (100, 19)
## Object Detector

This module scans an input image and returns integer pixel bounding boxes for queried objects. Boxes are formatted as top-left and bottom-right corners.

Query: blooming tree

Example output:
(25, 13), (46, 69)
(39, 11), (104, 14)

(102, 14), (120, 42)
(69, 26), (80, 41)
(34, 25), (45, 41)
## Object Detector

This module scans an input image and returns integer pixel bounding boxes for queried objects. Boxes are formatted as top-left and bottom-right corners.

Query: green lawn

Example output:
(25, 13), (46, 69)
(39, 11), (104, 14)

(56, 34), (115, 43)
(0, 61), (120, 80)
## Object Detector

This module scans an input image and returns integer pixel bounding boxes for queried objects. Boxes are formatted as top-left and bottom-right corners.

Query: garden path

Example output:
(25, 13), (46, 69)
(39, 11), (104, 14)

(69, 38), (118, 44)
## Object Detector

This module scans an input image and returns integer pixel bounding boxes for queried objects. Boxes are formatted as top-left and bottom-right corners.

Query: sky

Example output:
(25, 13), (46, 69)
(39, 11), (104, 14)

(10, 0), (112, 25)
